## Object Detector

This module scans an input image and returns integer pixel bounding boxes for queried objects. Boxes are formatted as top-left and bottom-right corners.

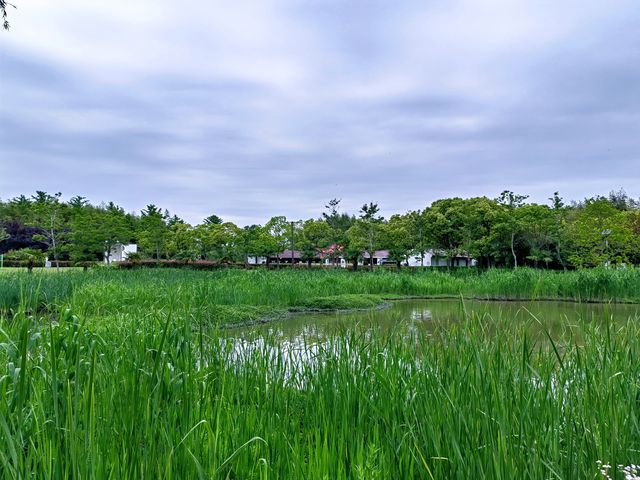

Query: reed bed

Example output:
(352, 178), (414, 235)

(0, 301), (639, 478)
(1, 268), (640, 477)
(3, 267), (640, 316)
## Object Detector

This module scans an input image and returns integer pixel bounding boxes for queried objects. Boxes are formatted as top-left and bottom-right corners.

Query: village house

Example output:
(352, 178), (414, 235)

(406, 250), (475, 267)
(363, 249), (476, 267)
(247, 247), (476, 268)
(363, 249), (392, 265)
(270, 249), (303, 264)
(104, 242), (138, 264)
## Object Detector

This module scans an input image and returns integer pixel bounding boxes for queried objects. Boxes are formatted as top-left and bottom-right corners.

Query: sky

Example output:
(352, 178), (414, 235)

(1, 0), (639, 225)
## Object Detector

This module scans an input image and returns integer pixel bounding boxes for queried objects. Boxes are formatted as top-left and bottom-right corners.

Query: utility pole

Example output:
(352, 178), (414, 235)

(290, 221), (295, 268)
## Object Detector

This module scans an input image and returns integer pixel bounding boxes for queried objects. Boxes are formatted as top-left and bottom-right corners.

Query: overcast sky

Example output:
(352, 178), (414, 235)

(1, 1), (639, 225)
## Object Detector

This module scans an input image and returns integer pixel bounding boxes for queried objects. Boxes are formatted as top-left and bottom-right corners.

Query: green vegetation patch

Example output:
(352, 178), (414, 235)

(296, 293), (385, 311)
(4, 268), (640, 316)
(1, 304), (639, 478)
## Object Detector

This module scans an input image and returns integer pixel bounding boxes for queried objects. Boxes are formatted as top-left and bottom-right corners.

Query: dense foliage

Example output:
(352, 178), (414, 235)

(1, 189), (639, 268)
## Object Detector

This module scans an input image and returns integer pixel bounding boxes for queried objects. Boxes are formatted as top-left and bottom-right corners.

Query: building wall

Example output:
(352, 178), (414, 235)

(406, 251), (475, 267)
(105, 243), (137, 263)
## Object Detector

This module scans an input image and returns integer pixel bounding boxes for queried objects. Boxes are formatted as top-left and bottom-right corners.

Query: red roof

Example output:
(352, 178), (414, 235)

(319, 244), (344, 258)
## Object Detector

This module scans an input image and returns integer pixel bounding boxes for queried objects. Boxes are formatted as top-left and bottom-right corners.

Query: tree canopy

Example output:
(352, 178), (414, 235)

(2, 189), (639, 269)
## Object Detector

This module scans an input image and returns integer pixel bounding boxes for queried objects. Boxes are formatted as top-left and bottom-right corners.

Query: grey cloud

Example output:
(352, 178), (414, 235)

(1, 1), (640, 224)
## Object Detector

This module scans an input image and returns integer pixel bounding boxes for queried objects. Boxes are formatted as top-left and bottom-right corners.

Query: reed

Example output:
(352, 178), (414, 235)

(3, 267), (640, 315)
(0, 299), (638, 478)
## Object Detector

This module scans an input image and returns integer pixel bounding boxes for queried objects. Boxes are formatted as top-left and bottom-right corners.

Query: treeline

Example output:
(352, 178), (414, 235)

(1, 190), (639, 269)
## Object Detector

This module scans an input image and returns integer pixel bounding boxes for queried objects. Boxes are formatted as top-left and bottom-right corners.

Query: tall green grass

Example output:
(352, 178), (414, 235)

(1, 266), (639, 477)
(1, 302), (639, 478)
(0, 270), (87, 313)
(3, 267), (640, 315)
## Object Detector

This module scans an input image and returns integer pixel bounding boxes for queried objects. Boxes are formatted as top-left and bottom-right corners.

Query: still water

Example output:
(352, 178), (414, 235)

(230, 299), (640, 345)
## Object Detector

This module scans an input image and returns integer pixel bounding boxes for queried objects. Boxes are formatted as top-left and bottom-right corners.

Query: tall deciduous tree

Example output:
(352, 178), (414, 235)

(383, 214), (414, 270)
(299, 219), (332, 268)
(517, 204), (557, 268)
(30, 191), (67, 271)
(321, 198), (354, 265)
(254, 216), (289, 267)
(495, 190), (529, 268)
(139, 204), (168, 259)
(423, 198), (468, 269)
(566, 198), (635, 267)
(406, 210), (430, 267)
(70, 202), (132, 263)
(357, 202), (384, 270)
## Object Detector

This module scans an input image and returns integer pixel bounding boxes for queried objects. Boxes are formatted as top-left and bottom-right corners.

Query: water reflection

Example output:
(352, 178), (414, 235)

(226, 299), (640, 370)
(233, 299), (638, 339)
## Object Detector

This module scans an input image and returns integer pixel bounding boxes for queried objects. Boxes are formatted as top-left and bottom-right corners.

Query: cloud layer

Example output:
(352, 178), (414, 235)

(1, 0), (639, 224)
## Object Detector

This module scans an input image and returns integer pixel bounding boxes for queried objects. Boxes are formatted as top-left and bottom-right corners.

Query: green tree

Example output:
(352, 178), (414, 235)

(30, 191), (67, 271)
(566, 198), (635, 267)
(494, 190), (529, 268)
(382, 214), (414, 270)
(459, 197), (502, 268)
(70, 202), (132, 263)
(194, 222), (241, 262)
(345, 221), (368, 271)
(423, 198), (468, 269)
(517, 204), (557, 268)
(626, 210), (640, 265)
(68, 203), (97, 262)
(4, 248), (45, 272)
(405, 210), (430, 267)
(252, 217), (289, 267)
(4, 195), (33, 222)
(322, 198), (355, 265)
(357, 202), (384, 270)
(548, 192), (570, 270)
(237, 225), (263, 266)
(167, 222), (197, 260)
(139, 204), (169, 259)
(299, 219), (332, 268)
(203, 214), (223, 226)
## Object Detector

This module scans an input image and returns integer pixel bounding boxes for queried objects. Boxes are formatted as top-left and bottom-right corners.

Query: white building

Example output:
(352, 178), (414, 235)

(406, 250), (476, 267)
(247, 255), (267, 265)
(105, 243), (137, 264)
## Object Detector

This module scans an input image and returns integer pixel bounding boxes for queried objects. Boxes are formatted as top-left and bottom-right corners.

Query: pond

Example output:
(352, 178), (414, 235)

(230, 298), (640, 347)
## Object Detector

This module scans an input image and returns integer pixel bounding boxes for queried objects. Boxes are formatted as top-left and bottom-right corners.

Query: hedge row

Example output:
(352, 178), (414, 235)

(117, 260), (233, 270)
(0, 259), (76, 268)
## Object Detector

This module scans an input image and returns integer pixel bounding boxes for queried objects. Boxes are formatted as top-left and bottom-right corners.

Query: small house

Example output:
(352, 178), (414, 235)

(105, 243), (137, 264)
(362, 250), (391, 265)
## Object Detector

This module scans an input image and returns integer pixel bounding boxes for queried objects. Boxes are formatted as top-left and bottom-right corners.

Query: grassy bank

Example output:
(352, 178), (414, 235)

(0, 303), (638, 478)
(3, 267), (640, 316)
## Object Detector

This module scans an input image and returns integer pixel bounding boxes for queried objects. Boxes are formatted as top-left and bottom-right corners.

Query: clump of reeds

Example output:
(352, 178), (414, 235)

(1, 291), (639, 478)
